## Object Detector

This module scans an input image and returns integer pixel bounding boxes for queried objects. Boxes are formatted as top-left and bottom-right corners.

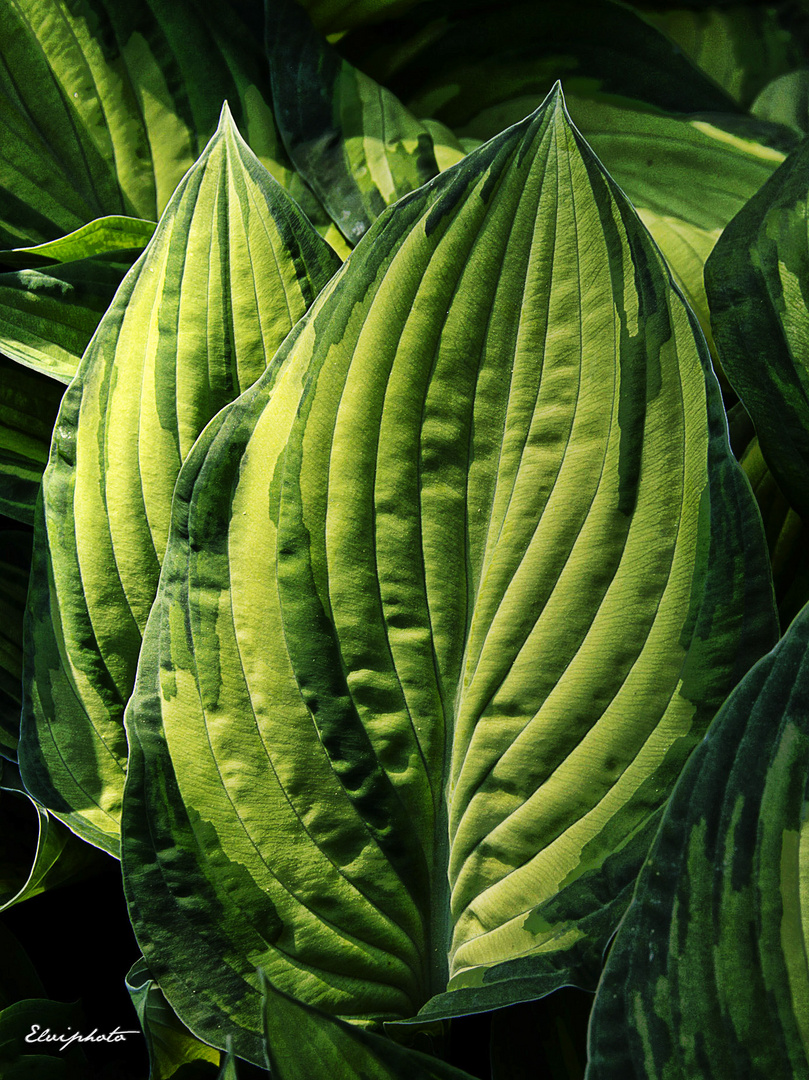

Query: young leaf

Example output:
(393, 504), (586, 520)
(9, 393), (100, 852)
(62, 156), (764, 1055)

(19, 105), (340, 855)
(0, 217), (156, 270)
(122, 87), (776, 1062)
(705, 135), (809, 526)
(586, 600), (809, 1080)
(267, 0), (464, 245)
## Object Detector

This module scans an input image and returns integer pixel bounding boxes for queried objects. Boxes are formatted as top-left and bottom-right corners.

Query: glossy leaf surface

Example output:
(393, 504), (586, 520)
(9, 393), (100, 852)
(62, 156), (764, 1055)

(122, 89), (776, 1062)
(20, 107), (340, 854)
(587, 601), (809, 1080)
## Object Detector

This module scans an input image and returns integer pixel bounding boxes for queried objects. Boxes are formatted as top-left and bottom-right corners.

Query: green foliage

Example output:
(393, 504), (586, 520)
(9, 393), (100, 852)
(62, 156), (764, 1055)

(0, 1), (808, 1077)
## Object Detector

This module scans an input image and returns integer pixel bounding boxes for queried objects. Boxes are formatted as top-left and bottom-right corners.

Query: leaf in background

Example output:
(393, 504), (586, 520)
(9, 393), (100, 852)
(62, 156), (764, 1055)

(753, 70), (809, 135)
(0, 0), (290, 247)
(127, 958), (220, 1079)
(19, 104), (340, 855)
(0, 924), (45, 1009)
(0, 359), (64, 525)
(0, 760), (106, 912)
(338, 0), (741, 129)
(121, 87), (776, 1063)
(297, 0), (423, 35)
(0, 528), (33, 758)
(267, 0), (465, 245)
(705, 135), (809, 526)
(0, 254), (140, 384)
(642, 7), (800, 108)
(0, 216), (156, 271)
(259, 975), (478, 1080)
(586, 600), (809, 1080)
(736, 433), (809, 632)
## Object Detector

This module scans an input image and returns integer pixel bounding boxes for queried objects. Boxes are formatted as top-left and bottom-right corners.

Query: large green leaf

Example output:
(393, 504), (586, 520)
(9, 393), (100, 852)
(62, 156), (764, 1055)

(19, 105), (340, 855)
(267, 0), (465, 245)
(121, 87), (776, 1064)
(586, 599), (809, 1080)
(0, 0), (289, 247)
(0, 359), (65, 525)
(705, 135), (809, 526)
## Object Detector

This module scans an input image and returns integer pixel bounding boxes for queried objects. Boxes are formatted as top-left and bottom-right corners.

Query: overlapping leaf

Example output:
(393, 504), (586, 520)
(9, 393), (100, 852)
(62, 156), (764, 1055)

(19, 106), (340, 855)
(267, 0), (465, 245)
(121, 88), (776, 1063)
(706, 134), (809, 526)
(586, 600), (809, 1080)
(0, 0), (289, 247)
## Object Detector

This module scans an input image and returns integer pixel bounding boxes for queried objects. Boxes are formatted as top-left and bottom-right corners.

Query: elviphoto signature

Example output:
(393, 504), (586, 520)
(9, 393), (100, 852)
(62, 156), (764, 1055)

(25, 1025), (140, 1051)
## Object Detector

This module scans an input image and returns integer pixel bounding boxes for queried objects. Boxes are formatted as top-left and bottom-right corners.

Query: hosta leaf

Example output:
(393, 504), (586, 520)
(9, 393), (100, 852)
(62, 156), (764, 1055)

(753, 71), (809, 135)
(0, 0), (289, 247)
(121, 87), (776, 1062)
(127, 958), (220, 1079)
(259, 975), (477, 1079)
(19, 105), (340, 855)
(0, 359), (64, 524)
(705, 135), (809, 526)
(0, 216), (156, 271)
(0, 761), (104, 912)
(642, 8), (800, 108)
(0, 528), (33, 757)
(0, 253), (139, 384)
(339, 0), (740, 128)
(586, 600), (809, 1080)
(267, 0), (464, 245)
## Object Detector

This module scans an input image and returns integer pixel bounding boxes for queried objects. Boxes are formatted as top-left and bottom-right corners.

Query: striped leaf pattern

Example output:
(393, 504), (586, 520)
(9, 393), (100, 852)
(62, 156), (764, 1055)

(19, 106), (340, 855)
(586, 600), (809, 1080)
(706, 135), (809, 526)
(0, 0), (288, 247)
(268, 0), (465, 245)
(0, 216), (156, 270)
(121, 89), (776, 1062)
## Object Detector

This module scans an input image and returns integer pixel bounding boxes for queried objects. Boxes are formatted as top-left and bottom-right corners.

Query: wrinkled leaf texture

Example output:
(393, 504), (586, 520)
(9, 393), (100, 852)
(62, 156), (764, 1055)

(121, 87), (776, 1064)
(20, 106), (340, 854)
